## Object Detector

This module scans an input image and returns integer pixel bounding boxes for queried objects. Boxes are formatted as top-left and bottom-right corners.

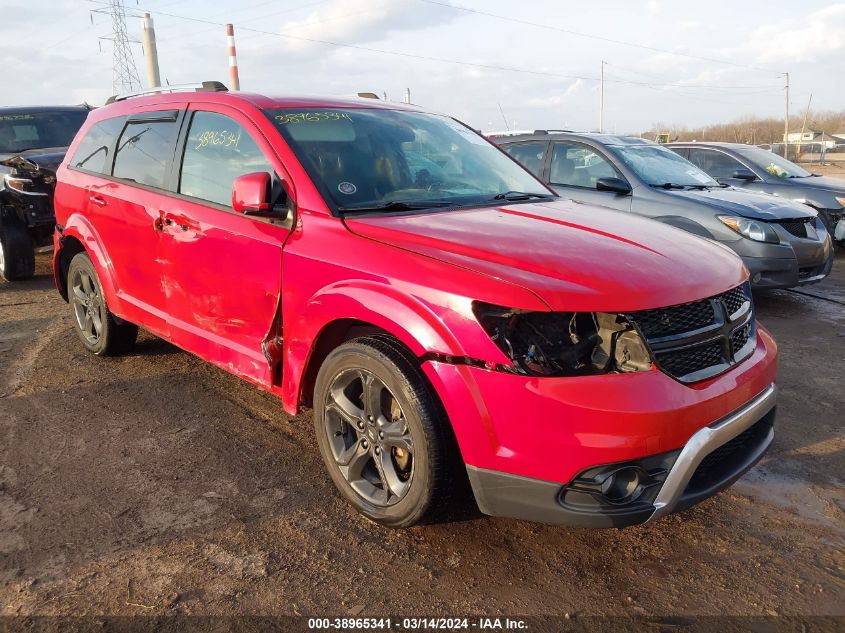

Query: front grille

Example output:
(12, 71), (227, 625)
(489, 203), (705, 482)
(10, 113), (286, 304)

(627, 299), (714, 339)
(685, 414), (773, 494)
(626, 282), (755, 383)
(778, 219), (812, 238)
(656, 341), (724, 379)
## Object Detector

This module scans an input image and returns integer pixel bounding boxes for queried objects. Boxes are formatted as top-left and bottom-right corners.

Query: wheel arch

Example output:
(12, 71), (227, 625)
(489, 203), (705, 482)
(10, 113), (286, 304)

(55, 216), (120, 307)
(282, 281), (468, 414)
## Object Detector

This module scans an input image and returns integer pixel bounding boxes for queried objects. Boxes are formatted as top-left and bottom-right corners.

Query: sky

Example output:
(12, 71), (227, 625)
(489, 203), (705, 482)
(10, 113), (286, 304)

(1, 0), (843, 133)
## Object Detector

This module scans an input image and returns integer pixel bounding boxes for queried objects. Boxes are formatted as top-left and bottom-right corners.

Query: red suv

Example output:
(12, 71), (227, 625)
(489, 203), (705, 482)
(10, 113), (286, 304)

(53, 84), (778, 528)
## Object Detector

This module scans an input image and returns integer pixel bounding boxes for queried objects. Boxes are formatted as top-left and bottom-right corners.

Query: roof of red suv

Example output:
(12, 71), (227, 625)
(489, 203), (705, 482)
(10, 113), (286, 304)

(94, 90), (423, 117)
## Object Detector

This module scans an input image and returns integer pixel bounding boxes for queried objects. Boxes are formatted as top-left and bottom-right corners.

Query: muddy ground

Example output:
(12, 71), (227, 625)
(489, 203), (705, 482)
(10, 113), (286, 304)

(0, 250), (843, 621)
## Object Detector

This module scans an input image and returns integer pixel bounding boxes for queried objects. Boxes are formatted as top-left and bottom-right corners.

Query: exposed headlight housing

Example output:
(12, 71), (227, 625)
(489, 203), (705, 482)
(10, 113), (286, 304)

(718, 215), (780, 243)
(472, 302), (652, 377)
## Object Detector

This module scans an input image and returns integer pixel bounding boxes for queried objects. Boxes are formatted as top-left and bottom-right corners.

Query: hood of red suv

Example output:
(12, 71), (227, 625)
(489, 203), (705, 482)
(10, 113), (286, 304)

(345, 199), (747, 312)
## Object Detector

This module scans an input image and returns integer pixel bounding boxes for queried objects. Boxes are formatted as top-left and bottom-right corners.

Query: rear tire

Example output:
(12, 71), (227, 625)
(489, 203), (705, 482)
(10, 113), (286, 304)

(0, 222), (35, 282)
(313, 335), (461, 528)
(67, 252), (138, 356)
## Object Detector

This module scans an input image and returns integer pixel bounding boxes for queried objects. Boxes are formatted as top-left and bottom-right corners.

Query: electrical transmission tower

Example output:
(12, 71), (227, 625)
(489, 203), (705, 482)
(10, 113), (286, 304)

(94, 0), (141, 94)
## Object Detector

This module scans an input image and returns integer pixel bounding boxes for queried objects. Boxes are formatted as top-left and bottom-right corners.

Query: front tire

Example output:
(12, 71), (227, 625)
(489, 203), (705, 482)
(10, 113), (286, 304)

(67, 252), (138, 356)
(313, 336), (460, 528)
(0, 222), (35, 282)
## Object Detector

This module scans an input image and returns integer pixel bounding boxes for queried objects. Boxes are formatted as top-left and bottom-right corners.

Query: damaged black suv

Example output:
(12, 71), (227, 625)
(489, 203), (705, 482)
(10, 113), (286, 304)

(0, 106), (89, 281)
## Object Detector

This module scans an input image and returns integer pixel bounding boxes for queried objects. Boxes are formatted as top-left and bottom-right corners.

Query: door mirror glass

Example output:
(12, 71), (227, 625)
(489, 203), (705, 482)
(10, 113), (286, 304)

(232, 172), (272, 215)
(732, 168), (757, 181)
(596, 177), (632, 195)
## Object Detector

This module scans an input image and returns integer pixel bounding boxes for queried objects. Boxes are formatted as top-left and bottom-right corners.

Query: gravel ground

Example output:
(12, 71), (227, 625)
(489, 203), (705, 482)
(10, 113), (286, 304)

(0, 250), (843, 620)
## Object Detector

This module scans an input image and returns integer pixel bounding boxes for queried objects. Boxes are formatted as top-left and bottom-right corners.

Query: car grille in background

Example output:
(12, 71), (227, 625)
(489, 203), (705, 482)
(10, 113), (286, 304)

(778, 218), (813, 238)
(625, 282), (755, 383)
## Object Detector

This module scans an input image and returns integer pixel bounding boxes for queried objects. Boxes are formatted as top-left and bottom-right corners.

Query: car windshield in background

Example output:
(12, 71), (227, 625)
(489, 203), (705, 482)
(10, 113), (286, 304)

(265, 108), (552, 213)
(0, 111), (88, 154)
(611, 144), (720, 188)
(736, 146), (812, 179)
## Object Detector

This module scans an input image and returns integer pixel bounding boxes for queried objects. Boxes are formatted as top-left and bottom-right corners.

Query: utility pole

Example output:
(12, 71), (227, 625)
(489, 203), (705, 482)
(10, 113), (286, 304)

(798, 92), (812, 157)
(783, 72), (790, 158)
(226, 24), (240, 91)
(94, 0), (141, 94)
(140, 13), (160, 89)
(599, 60), (605, 133)
(404, 88), (411, 104)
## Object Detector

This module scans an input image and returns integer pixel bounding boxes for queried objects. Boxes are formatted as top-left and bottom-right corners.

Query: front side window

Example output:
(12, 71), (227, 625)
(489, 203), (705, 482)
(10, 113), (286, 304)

(611, 144), (720, 188)
(504, 142), (547, 177)
(736, 147), (811, 179)
(70, 117), (125, 174)
(179, 111), (273, 207)
(265, 108), (550, 213)
(686, 148), (746, 180)
(550, 143), (617, 188)
(112, 119), (180, 189)
(0, 110), (88, 154)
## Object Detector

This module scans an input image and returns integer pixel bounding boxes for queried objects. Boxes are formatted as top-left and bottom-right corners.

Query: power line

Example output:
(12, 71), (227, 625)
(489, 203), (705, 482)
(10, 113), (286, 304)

(417, 0), (781, 75)
(82, 0), (783, 93)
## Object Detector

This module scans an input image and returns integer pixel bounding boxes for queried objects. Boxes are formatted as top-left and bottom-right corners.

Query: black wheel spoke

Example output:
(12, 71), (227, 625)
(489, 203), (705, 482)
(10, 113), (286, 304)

(324, 367), (414, 508)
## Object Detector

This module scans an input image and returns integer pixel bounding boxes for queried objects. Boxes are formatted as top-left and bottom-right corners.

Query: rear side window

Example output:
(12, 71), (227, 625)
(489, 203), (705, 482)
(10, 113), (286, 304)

(113, 119), (180, 189)
(686, 148), (745, 180)
(70, 117), (125, 174)
(504, 142), (547, 177)
(179, 111), (272, 207)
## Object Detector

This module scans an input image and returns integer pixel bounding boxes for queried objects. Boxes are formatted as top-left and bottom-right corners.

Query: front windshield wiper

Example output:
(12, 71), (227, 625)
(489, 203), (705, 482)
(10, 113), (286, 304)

(650, 182), (688, 190)
(492, 191), (556, 201)
(338, 200), (454, 213)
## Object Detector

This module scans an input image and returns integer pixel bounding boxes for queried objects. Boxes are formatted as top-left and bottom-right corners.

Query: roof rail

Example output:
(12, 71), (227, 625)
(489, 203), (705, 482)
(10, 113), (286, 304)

(106, 81), (228, 105)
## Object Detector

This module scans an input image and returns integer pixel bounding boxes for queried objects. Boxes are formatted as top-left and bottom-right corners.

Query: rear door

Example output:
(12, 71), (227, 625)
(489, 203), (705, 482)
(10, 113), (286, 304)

(86, 107), (184, 334)
(548, 141), (632, 211)
(157, 104), (295, 389)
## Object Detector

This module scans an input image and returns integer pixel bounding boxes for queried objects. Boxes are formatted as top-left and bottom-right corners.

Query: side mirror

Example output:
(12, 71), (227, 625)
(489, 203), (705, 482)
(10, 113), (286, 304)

(596, 177), (632, 195)
(732, 169), (757, 181)
(232, 172), (272, 215)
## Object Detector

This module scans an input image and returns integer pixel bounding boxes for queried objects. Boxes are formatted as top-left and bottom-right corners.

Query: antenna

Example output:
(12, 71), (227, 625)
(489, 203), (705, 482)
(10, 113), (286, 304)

(94, 0), (142, 94)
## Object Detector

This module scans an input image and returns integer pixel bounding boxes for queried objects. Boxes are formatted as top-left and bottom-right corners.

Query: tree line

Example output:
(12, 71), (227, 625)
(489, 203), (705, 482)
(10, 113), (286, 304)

(643, 109), (845, 145)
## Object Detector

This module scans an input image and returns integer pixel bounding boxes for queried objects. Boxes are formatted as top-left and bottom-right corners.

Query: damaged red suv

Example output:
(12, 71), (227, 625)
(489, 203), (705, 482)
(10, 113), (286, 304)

(53, 85), (777, 528)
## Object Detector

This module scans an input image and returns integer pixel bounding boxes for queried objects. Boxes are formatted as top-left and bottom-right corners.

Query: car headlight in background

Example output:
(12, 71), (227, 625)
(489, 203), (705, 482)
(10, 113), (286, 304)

(717, 215), (780, 243)
(835, 196), (845, 209)
(472, 302), (652, 377)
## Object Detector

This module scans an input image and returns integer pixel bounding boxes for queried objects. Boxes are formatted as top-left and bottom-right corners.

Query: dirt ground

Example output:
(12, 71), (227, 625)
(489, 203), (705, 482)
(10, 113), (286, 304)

(0, 250), (843, 621)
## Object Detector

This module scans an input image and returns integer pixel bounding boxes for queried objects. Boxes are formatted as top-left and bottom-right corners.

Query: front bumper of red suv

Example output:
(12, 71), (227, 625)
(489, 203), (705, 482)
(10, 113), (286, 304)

(422, 326), (777, 528)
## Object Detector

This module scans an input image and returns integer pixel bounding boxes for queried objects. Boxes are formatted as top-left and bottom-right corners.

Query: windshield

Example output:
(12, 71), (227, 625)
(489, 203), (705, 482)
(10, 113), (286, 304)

(265, 107), (551, 213)
(736, 147), (811, 179)
(0, 110), (88, 154)
(611, 144), (720, 188)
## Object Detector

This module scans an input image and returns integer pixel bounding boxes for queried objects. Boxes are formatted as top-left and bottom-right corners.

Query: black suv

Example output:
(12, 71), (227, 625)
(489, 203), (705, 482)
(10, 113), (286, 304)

(0, 106), (90, 281)
(668, 142), (845, 244)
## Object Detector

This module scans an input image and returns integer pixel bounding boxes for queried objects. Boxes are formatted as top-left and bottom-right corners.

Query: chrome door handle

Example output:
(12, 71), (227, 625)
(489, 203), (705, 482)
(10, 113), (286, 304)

(89, 195), (107, 207)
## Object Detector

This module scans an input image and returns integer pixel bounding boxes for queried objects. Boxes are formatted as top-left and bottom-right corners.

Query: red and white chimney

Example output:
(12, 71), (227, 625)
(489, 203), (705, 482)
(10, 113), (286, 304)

(226, 24), (240, 91)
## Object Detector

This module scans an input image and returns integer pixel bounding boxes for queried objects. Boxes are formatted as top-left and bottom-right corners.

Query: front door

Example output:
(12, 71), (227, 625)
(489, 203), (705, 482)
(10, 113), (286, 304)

(158, 106), (294, 389)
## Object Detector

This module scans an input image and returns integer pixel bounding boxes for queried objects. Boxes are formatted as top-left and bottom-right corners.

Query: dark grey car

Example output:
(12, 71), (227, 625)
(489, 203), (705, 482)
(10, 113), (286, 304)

(668, 142), (845, 245)
(491, 132), (833, 290)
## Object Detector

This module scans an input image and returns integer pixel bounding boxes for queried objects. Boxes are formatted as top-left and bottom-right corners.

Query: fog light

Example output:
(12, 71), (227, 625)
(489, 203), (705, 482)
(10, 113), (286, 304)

(752, 272), (762, 283)
(601, 467), (642, 504)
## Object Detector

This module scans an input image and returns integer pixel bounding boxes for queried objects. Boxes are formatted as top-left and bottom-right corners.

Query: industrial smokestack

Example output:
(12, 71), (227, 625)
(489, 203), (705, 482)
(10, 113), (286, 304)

(226, 24), (240, 91)
(141, 12), (161, 88)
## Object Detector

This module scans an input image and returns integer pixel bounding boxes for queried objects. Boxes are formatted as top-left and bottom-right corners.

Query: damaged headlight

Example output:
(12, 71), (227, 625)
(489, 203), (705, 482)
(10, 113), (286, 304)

(472, 302), (652, 377)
